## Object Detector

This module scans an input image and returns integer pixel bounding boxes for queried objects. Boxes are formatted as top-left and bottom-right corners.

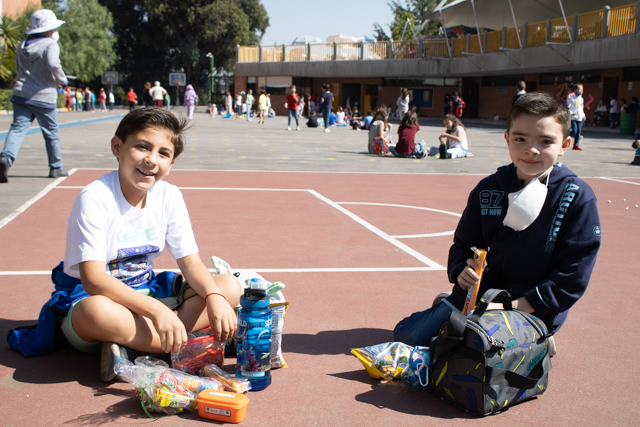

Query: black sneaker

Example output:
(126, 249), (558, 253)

(0, 155), (9, 183)
(49, 167), (69, 178)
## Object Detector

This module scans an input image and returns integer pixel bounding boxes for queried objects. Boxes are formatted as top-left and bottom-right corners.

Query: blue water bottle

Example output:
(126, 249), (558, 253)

(236, 278), (272, 391)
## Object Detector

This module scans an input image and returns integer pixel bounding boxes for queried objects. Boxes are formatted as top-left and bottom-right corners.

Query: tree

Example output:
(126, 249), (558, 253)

(0, 15), (24, 83)
(57, 0), (116, 82)
(374, 0), (446, 40)
(99, 0), (269, 94)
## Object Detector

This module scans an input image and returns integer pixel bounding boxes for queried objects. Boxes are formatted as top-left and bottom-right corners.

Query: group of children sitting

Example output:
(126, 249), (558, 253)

(14, 92), (601, 390)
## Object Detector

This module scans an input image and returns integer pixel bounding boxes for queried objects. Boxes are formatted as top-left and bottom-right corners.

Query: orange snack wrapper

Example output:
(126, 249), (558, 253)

(462, 247), (487, 315)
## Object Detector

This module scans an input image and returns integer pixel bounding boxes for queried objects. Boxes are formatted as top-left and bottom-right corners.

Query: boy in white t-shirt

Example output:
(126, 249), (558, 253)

(61, 107), (242, 381)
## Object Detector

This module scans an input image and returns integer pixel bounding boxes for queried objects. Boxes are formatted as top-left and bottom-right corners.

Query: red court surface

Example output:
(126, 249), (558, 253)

(0, 169), (639, 426)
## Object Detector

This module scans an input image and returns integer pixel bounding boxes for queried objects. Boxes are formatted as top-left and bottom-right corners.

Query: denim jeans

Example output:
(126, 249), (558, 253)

(570, 119), (583, 145)
(288, 109), (299, 126)
(322, 108), (331, 128)
(393, 300), (458, 347)
(1, 100), (62, 168)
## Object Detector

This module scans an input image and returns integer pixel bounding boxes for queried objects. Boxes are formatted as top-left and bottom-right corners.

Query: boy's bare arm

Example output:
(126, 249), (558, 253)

(79, 260), (187, 352)
(176, 253), (238, 342)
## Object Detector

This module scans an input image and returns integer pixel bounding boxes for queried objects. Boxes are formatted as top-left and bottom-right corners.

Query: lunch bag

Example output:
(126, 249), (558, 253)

(370, 137), (388, 155)
(429, 289), (552, 416)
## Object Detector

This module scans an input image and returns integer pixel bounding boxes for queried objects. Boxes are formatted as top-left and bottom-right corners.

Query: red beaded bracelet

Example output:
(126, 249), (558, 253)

(205, 292), (226, 302)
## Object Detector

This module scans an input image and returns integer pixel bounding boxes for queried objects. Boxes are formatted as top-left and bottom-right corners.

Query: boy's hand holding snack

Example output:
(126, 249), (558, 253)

(457, 258), (486, 291)
(204, 295), (237, 342)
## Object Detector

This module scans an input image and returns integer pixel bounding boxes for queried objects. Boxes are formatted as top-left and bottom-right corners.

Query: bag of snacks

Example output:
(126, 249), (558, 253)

(351, 342), (414, 382)
(211, 256), (289, 368)
(200, 363), (252, 393)
(116, 356), (225, 416)
(171, 335), (224, 375)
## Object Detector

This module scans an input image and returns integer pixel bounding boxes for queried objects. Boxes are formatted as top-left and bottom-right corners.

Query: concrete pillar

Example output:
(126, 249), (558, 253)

(546, 18), (552, 43)
(307, 43), (311, 61)
(388, 40), (394, 59)
(465, 34), (470, 52)
(236, 45), (240, 63)
(418, 38), (423, 59)
(602, 6), (610, 38)
(482, 31), (487, 53)
(571, 12), (578, 42)
(258, 45), (262, 62)
(360, 41), (364, 60)
(523, 22), (528, 48)
(501, 26), (507, 49)
(333, 42), (337, 61)
(282, 44), (286, 62)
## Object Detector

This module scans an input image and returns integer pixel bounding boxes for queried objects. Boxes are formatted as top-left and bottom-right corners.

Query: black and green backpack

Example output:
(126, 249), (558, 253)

(430, 289), (552, 416)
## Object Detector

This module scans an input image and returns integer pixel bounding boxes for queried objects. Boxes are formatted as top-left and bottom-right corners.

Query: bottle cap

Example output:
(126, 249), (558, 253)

(248, 278), (267, 291)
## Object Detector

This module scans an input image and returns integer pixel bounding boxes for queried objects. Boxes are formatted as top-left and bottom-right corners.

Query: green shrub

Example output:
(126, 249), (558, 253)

(0, 89), (12, 111)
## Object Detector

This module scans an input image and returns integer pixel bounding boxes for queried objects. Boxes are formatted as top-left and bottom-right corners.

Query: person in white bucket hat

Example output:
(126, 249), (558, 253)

(0, 9), (68, 183)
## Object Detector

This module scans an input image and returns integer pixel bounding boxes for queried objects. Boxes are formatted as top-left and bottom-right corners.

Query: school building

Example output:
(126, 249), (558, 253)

(234, 1), (640, 126)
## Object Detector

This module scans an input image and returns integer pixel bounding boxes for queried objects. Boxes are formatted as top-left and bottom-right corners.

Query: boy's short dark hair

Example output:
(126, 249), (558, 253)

(115, 107), (189, 159)
(516, 81), (526, 91)
(507, 92), (571, 139)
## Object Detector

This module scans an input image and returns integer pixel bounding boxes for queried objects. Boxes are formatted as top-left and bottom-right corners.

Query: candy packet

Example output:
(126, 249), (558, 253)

(200, 363), (252, 393)
(462, 246), (488, 315)
(171, 335), (224, 375)
(351, 342), (414, 382)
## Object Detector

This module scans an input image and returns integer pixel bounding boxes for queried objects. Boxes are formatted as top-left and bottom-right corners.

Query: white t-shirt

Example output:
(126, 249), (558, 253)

(368, 120), (391, 143)
(335, 111), (345, 123)
(108, 93), (114, 103)
(449, 126), (468, 151)
(64, 171), (198, 287)
(396, 95), (410, 113)
(566, 93), (585, 121)
(610, 99), (618, 113)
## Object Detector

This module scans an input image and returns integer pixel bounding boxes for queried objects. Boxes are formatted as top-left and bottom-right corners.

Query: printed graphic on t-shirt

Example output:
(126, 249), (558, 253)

(108, 244), (159, 286)
(480, 190), (504, 216)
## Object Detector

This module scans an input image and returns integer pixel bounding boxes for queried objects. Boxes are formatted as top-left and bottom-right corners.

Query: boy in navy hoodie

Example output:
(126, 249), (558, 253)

(394, 92), (601, 350)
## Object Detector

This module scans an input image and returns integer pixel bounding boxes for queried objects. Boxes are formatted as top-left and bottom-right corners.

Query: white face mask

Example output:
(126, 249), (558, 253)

(51, 31), (59, 43)
(503, 166), (553, 231)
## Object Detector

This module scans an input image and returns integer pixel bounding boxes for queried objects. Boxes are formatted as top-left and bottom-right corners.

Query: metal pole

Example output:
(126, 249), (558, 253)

(210, 54), (215, 106)
(176, 84), (180, 106)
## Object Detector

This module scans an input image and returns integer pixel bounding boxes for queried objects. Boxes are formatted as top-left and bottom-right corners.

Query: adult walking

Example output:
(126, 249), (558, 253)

(149, 81), (167, 108)
(184, 84), (198, 119)
(0, 9), (68, 183)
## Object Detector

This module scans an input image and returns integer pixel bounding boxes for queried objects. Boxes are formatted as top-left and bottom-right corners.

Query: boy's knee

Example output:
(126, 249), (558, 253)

(213, 274), (243, 307)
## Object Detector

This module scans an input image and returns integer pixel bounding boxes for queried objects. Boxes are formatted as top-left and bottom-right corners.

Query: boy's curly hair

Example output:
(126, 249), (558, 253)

(115, 107), (190, 158)
(508, 92), (571, 139)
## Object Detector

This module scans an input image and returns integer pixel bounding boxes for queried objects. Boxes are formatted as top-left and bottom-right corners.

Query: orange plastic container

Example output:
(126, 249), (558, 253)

(197, 389), (249, 423)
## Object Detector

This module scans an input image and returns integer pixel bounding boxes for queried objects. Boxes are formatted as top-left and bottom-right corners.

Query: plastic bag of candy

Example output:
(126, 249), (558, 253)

(200, 363), (251, 393)
(171, 335), (224, 375)
(115, 356), (224, 416)
(351, 342), (414, 382)
(116, 356), (197, 415)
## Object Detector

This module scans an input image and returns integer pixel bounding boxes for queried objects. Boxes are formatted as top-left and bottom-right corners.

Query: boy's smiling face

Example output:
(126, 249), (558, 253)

(505, 114), (570, 185)
(111, 127), (175, 208)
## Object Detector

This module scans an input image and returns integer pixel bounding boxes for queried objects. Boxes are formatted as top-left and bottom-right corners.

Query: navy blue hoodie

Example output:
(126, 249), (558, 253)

(447, 163), (601, 334)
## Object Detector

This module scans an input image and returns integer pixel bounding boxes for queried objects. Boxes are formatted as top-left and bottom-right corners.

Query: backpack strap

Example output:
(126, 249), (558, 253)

(486, 351), (551, 389)
(432, 309), (467, 362)
(470, 288), (513, 320)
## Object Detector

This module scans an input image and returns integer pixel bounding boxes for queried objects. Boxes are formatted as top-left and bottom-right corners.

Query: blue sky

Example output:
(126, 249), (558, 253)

(259, 0), (394, 45)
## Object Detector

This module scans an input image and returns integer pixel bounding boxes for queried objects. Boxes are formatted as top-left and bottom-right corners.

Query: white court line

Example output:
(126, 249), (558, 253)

(599, 177), (640, 186)
(309, 190), (446, 270)
(0, 267), (440, 276)
(337, 202), (460, 239)
(0, 168), (78, 230)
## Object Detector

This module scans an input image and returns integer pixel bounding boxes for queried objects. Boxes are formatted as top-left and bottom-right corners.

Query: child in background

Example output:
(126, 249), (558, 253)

(286, 85), (300, 131)
(368, 110), (393, 153)
(335, 107), (346, 124)
(350, 107), (362, 129)
(388, 110), (425, 158)
(99, 88), (107, 112)
(394, 92), (601, 353)
(258, 90), (267, 124)
(432, 114), (468, 158)
(57, 108), (243, 381)
(245, 89), (254, 121)
(306, 110), (319, 128)
(566, 83), (585, 150)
